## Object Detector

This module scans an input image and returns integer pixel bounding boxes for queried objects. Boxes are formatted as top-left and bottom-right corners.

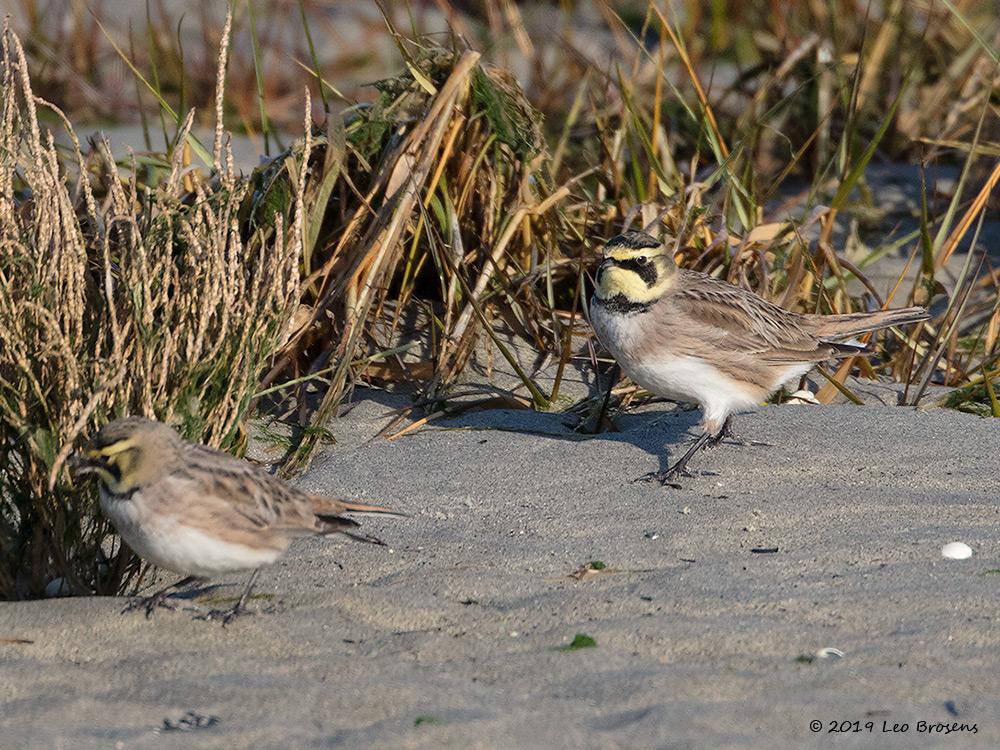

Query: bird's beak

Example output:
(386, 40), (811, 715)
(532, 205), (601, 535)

(67, 452), (103, 477)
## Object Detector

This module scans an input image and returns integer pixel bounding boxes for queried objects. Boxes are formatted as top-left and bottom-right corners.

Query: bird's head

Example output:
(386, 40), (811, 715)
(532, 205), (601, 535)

(594, 230), (677, 308)
(69, 417), (180, 494)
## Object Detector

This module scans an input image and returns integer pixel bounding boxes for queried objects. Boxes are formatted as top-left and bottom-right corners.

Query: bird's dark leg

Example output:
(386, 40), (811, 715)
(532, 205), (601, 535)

(634, 430), (714, 487)
(707, 416), (735, 447)
(200, 569), (260, 626)
(588, 363), (620, 433)
(121, 575), (199, 618)
(707, 416), (771, 448)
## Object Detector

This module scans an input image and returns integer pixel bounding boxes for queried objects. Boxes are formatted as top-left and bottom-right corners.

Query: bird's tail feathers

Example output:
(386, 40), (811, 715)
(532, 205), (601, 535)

(811, 306), (928, 339)
(826, 339), (870, 358)
(310, 494), (406, 517)
(313, 514), (387, 545)
(310, 494), (401, 545)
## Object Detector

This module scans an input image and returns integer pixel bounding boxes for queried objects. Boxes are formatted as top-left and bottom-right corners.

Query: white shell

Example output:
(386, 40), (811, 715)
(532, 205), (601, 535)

(941, 542), (973, 560)
(816, 647), (845, 659)
(786, 389), (820, 405)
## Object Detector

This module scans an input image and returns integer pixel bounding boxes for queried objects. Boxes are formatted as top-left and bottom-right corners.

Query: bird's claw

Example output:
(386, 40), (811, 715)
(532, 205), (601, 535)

(121, 593), (176, 619)
(197, 603), (253, 627)
(732, 437), (771, 447)
(707, 429), (770, 449)
(633, 468), (691, 487)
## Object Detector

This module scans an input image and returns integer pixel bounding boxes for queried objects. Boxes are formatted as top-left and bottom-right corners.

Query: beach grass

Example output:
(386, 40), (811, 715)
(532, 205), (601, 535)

(1, 0), (997, 599)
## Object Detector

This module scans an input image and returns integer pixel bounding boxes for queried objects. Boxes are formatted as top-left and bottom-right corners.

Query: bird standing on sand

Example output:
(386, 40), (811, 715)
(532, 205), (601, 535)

(589, 230), (929, 487)
(70, 417), (399, 624)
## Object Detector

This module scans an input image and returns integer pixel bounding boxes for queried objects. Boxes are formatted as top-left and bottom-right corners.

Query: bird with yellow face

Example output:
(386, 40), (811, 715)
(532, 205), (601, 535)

(70, 417), (399, 624)
(589, 230), (928, 486)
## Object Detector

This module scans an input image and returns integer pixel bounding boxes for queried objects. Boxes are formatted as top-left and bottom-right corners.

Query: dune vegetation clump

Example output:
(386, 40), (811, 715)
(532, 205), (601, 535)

(0, 19), (308, 598)
(1, 2), (998, 599)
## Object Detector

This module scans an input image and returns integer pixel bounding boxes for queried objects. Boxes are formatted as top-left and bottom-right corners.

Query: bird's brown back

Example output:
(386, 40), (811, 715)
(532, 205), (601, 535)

(170, 442), (394, 539)
(671, 270), (845, 361)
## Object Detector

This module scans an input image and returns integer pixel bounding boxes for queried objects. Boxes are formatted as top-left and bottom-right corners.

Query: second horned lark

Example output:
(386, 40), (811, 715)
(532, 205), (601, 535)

(590, 230), (929, 486)
(69, 417), (399, 623)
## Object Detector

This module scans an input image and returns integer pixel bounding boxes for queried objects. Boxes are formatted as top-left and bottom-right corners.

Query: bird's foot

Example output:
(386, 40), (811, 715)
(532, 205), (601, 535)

(732, 435), (771, 447)
(121, 591), (177, 619)
(197, 601), (254, 627)
(706, 421), (771, 449)
(196, 570), (260, 626)
(707, 432), (770, 448)
(633, 467), (692, 488)
(120, 575), (199, 619)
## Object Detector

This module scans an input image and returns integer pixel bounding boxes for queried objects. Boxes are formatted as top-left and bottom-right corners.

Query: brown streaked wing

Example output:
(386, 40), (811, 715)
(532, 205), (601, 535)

(673, 270), (832, 362)
(182, 443), (320, 534)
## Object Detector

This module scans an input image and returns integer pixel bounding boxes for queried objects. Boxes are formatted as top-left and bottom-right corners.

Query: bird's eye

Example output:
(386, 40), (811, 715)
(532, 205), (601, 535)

(636, 256), (648, 264)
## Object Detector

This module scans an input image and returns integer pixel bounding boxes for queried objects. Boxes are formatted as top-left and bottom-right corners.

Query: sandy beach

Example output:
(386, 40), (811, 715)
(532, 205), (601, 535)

(3, 0), (999, 746)
(2, 391), (997, 749)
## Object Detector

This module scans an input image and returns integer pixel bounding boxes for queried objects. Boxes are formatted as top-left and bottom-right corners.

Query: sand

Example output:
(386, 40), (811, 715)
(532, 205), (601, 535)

(7, 3), (999, 744)
(1, 392), (997, 749)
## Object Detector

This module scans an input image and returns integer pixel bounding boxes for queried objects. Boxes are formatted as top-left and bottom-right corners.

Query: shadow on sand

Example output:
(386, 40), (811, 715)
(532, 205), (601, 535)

(342, 385), (725, 479)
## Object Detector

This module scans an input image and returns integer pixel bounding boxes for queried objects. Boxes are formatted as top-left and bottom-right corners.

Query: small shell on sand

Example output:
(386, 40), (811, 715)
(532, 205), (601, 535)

(785, 389), (820, 405)
(941, 542), (973, 560)
(816, 647), (844, 659)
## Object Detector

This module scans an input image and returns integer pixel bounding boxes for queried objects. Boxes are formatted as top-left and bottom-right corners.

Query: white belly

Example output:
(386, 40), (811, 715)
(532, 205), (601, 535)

(625, 353), (753, 407)
(100, 490), (282, 578)
(591, 302), (761, 430)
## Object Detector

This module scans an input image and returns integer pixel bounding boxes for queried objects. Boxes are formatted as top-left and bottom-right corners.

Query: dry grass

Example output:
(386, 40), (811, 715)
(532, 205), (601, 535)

(1, 2), (998, 598)
(0, 15), (309, 599)
(258, 5), (999, 465)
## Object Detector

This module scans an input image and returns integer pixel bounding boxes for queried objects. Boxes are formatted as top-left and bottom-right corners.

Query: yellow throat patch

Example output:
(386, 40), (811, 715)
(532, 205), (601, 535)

(595, 253), (675, 306)
(79, 437), (141, 493)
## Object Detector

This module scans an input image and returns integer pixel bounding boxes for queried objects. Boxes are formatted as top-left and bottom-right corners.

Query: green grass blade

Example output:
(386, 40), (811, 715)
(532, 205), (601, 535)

(248, 0), (276, 155)
(938, 0), (1000, 68)
(830, 72), (910, 211)
(92, 12), (213, 166)
(298, 0), (329, 113)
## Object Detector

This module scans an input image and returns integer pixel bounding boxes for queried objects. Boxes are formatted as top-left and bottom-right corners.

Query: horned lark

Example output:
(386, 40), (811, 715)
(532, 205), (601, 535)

(69, 417), (398, 624)
(590, 230), (929, 486)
